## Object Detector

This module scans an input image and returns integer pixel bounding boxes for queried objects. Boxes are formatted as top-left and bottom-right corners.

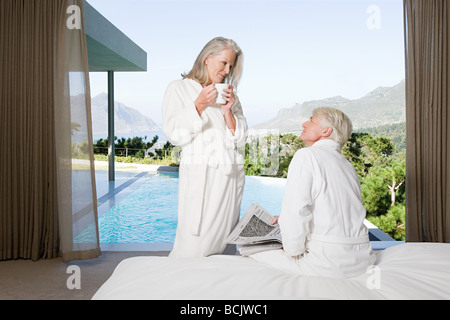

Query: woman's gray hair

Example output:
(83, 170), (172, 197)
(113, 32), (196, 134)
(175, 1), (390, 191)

(182, 37), (243, 88)
(313, 107), (353, 147)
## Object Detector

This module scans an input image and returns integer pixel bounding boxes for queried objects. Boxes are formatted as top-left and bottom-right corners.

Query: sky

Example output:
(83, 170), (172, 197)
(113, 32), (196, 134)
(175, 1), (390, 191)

(87, 0), (405, 127)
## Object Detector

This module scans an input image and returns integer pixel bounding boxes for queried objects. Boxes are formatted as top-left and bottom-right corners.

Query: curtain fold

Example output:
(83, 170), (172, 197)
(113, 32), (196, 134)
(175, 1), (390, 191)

(55, 0), (101, 261)
(0, 0), (100, 261)
(404, 0), (450, 242)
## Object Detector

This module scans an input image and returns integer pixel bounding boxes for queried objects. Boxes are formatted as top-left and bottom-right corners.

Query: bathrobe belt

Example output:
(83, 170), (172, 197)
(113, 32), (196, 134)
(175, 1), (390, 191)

(189, 164), (207, 236)
(183, 149), (240, 236)
(308, 234), (370, 245)
(188, 160), (234, 236)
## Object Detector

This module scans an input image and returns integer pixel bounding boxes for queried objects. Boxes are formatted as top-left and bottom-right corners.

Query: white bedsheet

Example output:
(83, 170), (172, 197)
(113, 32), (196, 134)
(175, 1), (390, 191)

(92, 243), (450, 300)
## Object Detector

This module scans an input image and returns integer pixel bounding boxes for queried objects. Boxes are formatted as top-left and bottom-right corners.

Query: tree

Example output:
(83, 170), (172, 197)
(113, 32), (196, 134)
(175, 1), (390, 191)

(244, 133), (305, 178)
(93, 137), (108, 154)
(360, 164), (392, 216)
(71, 122), (81, 135)
(278, 133), (305, 177)
(93, 135), (161, 157)
(384, 155), (406, 206)
(341, 132), (406, 239)
(342, 133), (395, 178)
(367, 204), (405, 241)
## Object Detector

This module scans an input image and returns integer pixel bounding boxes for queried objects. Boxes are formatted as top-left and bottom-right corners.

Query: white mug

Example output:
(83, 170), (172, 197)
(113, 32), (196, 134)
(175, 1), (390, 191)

(215, 83), (229, 104)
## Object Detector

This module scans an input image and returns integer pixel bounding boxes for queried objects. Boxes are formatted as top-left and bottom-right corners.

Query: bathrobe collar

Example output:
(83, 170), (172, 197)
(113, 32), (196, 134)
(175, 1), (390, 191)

(311, 139), (341, 151)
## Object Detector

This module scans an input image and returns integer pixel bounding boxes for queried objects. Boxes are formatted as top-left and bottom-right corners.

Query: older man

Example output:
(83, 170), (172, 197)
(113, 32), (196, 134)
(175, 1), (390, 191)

(251, 107), (376, 279)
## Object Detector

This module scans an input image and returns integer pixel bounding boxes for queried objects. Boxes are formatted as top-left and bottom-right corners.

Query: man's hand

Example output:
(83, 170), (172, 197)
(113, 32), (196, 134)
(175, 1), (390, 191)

(271, 216), (279, 225)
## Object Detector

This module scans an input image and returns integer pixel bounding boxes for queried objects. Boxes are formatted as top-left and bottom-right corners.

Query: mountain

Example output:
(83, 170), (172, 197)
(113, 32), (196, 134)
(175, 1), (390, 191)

(91, 93), (161, 135)
(252, 80), (405, 133)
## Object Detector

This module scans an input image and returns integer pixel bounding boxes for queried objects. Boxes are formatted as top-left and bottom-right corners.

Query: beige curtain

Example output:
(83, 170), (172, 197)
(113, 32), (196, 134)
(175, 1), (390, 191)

(404, 0), (450, 242)
(0, 0), (101, 261)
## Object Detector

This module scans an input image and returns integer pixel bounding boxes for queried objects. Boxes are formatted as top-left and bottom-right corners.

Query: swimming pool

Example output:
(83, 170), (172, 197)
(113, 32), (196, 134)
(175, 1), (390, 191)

(76, 172), (286, 244)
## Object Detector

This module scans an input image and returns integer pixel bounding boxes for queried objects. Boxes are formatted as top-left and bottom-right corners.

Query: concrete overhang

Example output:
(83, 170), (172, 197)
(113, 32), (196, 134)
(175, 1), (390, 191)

(83, 0), (147, 72)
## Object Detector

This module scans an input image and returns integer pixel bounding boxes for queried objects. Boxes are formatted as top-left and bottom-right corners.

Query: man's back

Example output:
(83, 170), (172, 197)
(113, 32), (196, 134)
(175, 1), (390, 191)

(278, 139), (376, 278)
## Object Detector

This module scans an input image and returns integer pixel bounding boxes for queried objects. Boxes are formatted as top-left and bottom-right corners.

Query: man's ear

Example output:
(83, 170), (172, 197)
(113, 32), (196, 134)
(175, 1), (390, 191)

(322, 126), (333, 138)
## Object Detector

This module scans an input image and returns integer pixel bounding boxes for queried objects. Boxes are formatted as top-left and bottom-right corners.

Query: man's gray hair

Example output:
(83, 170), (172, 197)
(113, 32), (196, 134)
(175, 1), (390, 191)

(313, 107), (353, 147)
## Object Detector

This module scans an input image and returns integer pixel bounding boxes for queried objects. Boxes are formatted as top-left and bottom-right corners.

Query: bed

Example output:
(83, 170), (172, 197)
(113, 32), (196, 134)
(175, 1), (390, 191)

(92, 243), (450, 300)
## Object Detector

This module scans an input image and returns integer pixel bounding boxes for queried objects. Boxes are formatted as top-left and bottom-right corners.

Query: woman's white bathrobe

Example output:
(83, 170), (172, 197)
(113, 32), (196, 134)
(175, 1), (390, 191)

(162, 79), (248, 258)
(252, 139), (376, 278)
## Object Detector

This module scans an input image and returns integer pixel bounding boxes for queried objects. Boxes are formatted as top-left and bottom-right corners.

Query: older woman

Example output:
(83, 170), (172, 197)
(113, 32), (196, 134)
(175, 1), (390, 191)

(162, 37), (248, 258)
(252, 107), (376, 279)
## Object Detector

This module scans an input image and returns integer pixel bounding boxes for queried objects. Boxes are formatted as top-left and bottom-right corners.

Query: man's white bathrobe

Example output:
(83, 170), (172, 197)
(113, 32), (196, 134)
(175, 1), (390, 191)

(162, 78), (248, 258)
(252, 139), (376, 278)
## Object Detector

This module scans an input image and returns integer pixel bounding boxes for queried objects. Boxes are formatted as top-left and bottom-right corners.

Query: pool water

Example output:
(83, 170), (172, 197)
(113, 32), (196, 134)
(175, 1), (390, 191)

(76, 173), (286, 244)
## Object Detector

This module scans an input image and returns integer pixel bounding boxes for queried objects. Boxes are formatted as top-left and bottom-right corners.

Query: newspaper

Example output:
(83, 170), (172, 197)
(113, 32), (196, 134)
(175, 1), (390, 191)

(225, 203), (282, 256)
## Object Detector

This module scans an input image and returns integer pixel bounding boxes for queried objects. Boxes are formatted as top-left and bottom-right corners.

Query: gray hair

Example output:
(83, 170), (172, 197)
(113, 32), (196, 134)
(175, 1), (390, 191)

(182, 37), (243, 88)
(313, 107), (353, 147)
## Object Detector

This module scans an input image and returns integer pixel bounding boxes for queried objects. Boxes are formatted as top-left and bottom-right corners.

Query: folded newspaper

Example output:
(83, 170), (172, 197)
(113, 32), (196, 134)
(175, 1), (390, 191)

(225, 203), (282, 256)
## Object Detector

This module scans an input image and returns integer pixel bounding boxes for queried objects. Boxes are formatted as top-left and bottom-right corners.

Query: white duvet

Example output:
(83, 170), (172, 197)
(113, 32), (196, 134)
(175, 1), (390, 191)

(92, 243), (450, 300)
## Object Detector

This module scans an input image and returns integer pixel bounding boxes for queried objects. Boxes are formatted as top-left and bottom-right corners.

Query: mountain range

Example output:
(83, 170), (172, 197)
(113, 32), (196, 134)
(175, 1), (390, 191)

(86, 80), (405, 141)
(91, 93), (160, 135)
(251, 80), (405, 133)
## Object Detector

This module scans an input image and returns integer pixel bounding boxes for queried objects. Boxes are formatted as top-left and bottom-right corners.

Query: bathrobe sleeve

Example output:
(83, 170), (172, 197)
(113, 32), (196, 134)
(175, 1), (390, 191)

(162, 80), (209, 147)
(278, 150), (316, 257)
(225, 96), (248, 148)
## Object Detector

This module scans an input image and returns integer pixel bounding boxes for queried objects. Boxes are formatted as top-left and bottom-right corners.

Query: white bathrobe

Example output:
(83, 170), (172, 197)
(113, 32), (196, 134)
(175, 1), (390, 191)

(251, 139), (376, 278)
(162, 78), (248, 258)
